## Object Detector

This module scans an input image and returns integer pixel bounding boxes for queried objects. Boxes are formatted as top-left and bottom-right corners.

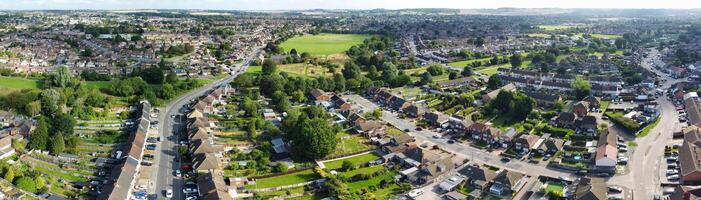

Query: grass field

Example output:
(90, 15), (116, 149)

(538, 25), (578, 31)
(245, 169), (319, 189)
(527, 33), (551, 38)
(323, 152), (382, 170)
(447, 57), (492, 68)
(331, 133), (375, 157)
(84, 81), (112, 90)
(0, 76), (40, 89)
(278, 63), (334, 78)
(246, 65), (262, 75)
(578, 33), (623, 39)
(279, 33), (370, 56)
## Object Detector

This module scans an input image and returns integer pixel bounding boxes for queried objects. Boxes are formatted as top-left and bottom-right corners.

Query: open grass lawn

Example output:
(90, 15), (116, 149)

(279, 33), (370, 56)
(387, 128), (406, 137)
(0, 76), (40, 95)
(527, 33), (551, 38)
(447, 57), (492, 68)
(638, 114), (661, 138)
(257, 186), (307, 199)
(346, 170), (399, 196)
(246, 169), (319, 189)
(246, 65), (262, 75)
(390, 86), (423, 99)
(340, 165), (385, 178)
(278, 63), (335, 78)
(538, 25), (578, 31)
(323, 152), (382, 170)
(83, 81), (112, 90)
(330, 134), (375, 157)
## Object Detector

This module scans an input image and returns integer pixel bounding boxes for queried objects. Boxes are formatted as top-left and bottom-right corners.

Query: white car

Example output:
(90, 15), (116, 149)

(165, 189), (173, 198)
(406, 189), (424, 199)
(668, 174), (680, 180)
(667, 169), (678, 175)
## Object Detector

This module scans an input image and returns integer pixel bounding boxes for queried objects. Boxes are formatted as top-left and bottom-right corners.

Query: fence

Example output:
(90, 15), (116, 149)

(317, 148), (378, 162)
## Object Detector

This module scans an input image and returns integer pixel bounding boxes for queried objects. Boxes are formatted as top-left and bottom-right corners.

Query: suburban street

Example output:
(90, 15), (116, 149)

(608, 48), (682, 200)
(345, 94), (576, 179)
(150, 47), (261, 199)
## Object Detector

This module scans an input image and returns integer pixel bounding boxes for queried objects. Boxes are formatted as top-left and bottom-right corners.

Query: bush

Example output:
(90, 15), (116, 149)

(606, 113), (641, 131)
(15, 176), (37, 193)
(341, 160), (356, 172)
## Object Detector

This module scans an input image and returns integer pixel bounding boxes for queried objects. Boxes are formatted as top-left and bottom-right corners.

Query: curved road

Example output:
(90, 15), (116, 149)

(151, 48), (260, 200)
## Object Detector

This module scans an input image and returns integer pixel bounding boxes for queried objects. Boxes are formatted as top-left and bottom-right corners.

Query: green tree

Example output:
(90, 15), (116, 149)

(35, 175), (46, 191)
(51, 133), (65, 155)
(4, 167), (15, 182)
(241, 97), (258, 117)
(571, 76), (592, 99)
(25, 100), (41, 117)
(290, 118), (337, 160)
(292, 90), (307, 103)
(160, 83), (176, 100)
(419, 72), (433, 85)
(140, 67), (165, 84)
(462, 66), (473, 77)
(274, 162), (288, 173)
(487, 74), (503, 90)
(513, 94), (536, 119)
(341, 160), (356, 172)
(491, 90), (514, 113)
(29, 117), (49, 150)
(165, 70), (178, 84)
(262, 59), (277, 75)
(40, 89), (61, 116)
(272, 91), (290, 112)
(48, 65), (73, 88)
(510, 53), (524, 68)
(14, 177), (36, 193)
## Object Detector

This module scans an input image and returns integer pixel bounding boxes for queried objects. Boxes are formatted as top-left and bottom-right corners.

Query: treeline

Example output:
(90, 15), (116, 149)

(159, 43), (194, 58)
(75, 23), (144, 37)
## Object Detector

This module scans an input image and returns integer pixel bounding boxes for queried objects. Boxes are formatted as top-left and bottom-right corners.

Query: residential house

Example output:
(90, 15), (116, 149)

(555, 112), (577, 128)
(595, 128), (618, 170)
(0, 136), (15, 159)
(193, 153), (221, 172)
(197, 171), (233, 200)
(576, 115), (598, 132)
(423, 112), (449, 127)
(569, 177), (607, 200)
(537, 134), (564, 155)
(573, 101), (590, 117)
(482, 83), (516, 102)
(489, 170), (525, 196)
(459, 164), (498, 190)
(467, 123), (502, 144)
(513, 134), (541, 154)
(403, 104), (427, 118)
(523, 91), (562, 108)
(437, 77), (477, 90)
(309, 88), (332, 102)
(679, 126), (701, 184)
(583, 96), (601, 109)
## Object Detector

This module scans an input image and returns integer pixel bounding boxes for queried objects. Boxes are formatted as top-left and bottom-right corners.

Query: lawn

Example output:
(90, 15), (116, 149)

(543, 182), (565, 197)
(330, 133), (375, 157)
(279, 33), (370, 56)
(323, 152), (381, 170)
(346, 170), (397, 190)
(278, 63), (335, 78)
(84, 81), (112, 90)
(390, 86), (423, 99)
(0, 76), (40, 90)
(447, 57), (492, 68)
(538, 25), (578, 31)
(245, 169), (319, 189)
(246, 65), (262, 75)
(340, 165), (385, 178)
(527, 33), (551, 38)
(387, 128), (406, 137)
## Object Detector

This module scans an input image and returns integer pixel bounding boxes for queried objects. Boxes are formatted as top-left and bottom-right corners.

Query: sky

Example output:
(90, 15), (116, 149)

(3, 0), (701, 10)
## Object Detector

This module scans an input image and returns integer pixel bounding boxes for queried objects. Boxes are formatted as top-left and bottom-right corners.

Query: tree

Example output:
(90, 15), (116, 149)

(262, 59), (277, 75)
(510, 53), (524, 68)
(513, 94), (536, 119)
(165, 70), (178, 84)
(25, 101), (41, 117)
(341, 160), (356, 171)
(29, 117), (49, 150)
(140, 67), (164, 84)
(419, 72), (433, 85)
(4, 167), (15, 182)
(160, 84), (176, 100)
(487, 74), (503, 90)
(40, 89), (60, 116)
(35, 175), (46, 191)
(292, 90), (307, 103)
(290, 118), (337, 160)
(271, 91), (290, 112)
(474, 36), (485, 47)
(426, 64), (444, 76)
(51, 133), (65, 155)
(241, 97), (258, 117)
(14, 177), (37, 193)
(448, 71), (458, 80)
(53, 114), (76, 136)
(491, 90), (514, 113)
(571, 76), (592, 99)
(462, 66), (473, 77)
(48, 65), (73, 88)
(290, 48), (298, 55)
(274, 162), (288, 173)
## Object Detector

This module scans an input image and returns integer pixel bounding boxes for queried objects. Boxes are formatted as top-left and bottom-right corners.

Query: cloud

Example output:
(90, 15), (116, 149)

(2, 0), (700, 10)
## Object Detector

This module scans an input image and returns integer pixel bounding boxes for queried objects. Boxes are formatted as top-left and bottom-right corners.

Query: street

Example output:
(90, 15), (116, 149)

(150, 47), (261, 200)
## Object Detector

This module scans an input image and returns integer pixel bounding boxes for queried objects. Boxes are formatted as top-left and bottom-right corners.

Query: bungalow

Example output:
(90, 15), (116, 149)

(389, 97), (411, 111)
(537, 134), (564, 155)
(437, 77), (477, 90)
(595, 128), (618, 170)
(438, 175), (466, 192)
(409, 157), (455, 184)
(459, 164), (498, 190)
(331, 95), (352, 111)
(576, 115), (598, 133)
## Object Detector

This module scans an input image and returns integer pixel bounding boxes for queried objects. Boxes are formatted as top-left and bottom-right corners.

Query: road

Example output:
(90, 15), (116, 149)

(344, 94), (575, 180)
(609, 48), (682, 200)
(150, 47), (261, 200)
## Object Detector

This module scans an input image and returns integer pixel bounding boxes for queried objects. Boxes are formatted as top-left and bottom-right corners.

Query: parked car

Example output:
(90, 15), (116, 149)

(668, 174), (680, 180)
(165, 189), (173, 198)
(406, 189), (424, 199)
(666, 169), (679, 175)
(175, 170), (182, 177)
(608, 186), (623, 193)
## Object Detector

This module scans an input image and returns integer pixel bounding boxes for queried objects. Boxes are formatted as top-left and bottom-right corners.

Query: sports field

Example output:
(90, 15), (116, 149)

(279, 33), (370, 56)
